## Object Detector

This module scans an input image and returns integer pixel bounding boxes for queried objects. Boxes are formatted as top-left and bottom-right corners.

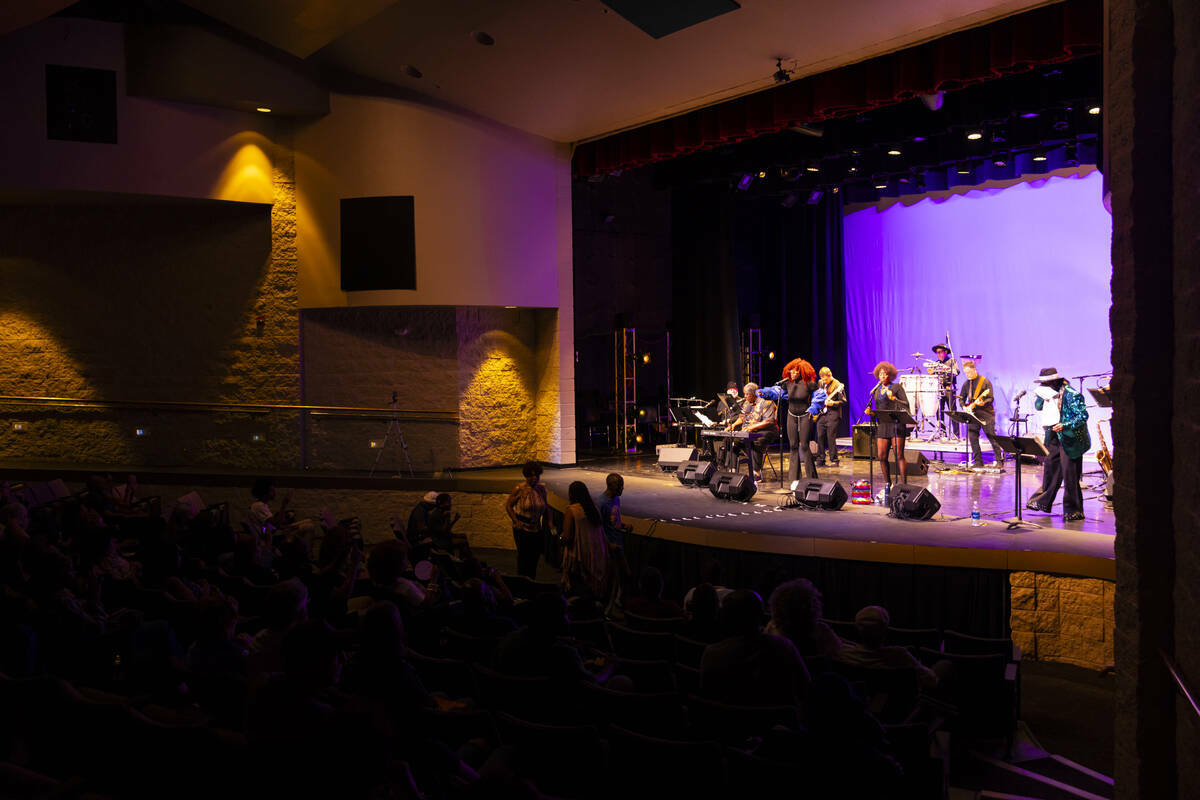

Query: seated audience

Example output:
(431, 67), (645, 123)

(682, 559), (733, 608)
(403, 491), (440, 551)
(837, 605), (939, 689)
(766, 578), (842, 659)
(187, 595), (248, 677)
(624, 566), (683, 619)
(447, 578), (518, 638)
(559, 481), (608, 601)
(248, 578), (309, 676)
(700, 589), (810, 706)
(428, 493), (469, 554)
(680, 582), (723, 643)
(493, 591), (601, 686)
(229, 532), (278, 586)
(366, 539), (432, 611)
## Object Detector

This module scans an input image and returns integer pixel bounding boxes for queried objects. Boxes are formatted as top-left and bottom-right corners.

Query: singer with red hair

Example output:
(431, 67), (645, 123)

(780, 358), (822, 484)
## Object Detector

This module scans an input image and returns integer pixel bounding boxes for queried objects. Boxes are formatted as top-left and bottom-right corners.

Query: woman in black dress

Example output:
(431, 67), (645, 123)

(869, 361), (910, 486)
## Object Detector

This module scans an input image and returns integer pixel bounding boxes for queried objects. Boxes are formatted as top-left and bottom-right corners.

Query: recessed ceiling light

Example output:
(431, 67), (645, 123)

(887, 149), (902, 156)
(757, 170), (767, 179)
(1088, 106), (1101, 115)
(255, 107), (271, 113)
(874, 183), (887, 189)
(966, 131), (983, 140)
(1032, 153), (1048, 162)
(805, 164), (819, 172)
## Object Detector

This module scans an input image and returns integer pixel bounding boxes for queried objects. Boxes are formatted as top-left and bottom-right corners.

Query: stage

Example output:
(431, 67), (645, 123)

(547, 449), (1114, 582)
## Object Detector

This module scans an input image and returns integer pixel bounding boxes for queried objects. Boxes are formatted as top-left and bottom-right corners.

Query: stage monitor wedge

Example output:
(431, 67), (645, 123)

(794, 479), (848, 510)
(658, 446), (698, 472)
(709, 471), (757, 502)
(676, 460), (716, 487)
(340, 196), (416, 291)
(890, 484), (941, 520)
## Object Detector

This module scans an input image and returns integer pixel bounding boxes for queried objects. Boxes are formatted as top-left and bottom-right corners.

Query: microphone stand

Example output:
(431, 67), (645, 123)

(860, 381), (882, 502)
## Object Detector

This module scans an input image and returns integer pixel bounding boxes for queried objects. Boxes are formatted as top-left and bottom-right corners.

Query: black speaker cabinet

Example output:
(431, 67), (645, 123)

(676, 460), (716, 487)
(793, 479), (848, 510)
(889, 484), (941, 520)
(852, 424), (874, 458)
(658, 446), (698, 471)
(709, 471), (757, 502)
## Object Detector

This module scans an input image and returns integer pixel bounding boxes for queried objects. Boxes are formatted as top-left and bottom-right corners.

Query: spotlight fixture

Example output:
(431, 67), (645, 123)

(772, 58), (792, 84)
(1032, 151), (1048, 162)
(638, 408), (646, 417)
(966, 131), (983, 140)
(757, 170), (768, 179)
(806, 189), (823, 205)
(255, 106), (271, 113)
(641, 353), (651, 364)
(805, 163), (820, 172)
(635, 434), (644, 444)
(768, 351), (776, 360)
(956, 163), (972, 174)
(1088, 105), (1101, 115)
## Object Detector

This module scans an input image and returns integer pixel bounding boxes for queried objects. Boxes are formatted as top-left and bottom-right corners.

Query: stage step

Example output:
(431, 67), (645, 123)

(960, 751), (1112, 800)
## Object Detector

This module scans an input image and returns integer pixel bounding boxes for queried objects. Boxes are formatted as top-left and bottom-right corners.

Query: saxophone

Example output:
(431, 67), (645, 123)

(1096, 424), (1114, 475)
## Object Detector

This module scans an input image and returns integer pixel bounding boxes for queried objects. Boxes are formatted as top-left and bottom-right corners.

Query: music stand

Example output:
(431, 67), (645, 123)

(1087, 388), (1113, 408)
(990, 434), (1050, 529)
(945, 409), (983, 467)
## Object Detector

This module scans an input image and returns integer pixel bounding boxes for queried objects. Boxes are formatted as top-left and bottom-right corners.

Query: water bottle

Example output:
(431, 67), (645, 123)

(971, 501), (981, 527)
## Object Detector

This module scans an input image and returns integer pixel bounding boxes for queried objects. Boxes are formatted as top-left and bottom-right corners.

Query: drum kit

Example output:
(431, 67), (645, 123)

(901, 348), (983, 441)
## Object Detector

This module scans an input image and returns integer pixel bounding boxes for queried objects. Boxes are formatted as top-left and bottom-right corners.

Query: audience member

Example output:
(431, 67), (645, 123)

(837, 605), (939, 689)
(403, 491), (440, 552)
(493, 591), (603, 687)
(447, 578), (518, 638)
(624, 566), (683, 619)
(559, 481), (608, 600)
(428, 493), (469, 554)
(598, 473), (632, 612)
(366, 539), (432, 611)
(505, 462), (549, 579)
(699, 589), (810, 706)
(187, 595), (248, 677)
(248, 578), (308, 676)
(766, 578), (842, 659)
(682, 559), (732, 607)
(680, 582), (723, 643)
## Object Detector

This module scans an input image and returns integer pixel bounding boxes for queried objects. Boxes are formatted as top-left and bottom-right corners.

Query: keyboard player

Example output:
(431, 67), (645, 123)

(728, 382), (779, 480)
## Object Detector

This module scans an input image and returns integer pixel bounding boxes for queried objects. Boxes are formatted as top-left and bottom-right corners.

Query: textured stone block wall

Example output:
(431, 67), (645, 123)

(1010, 571), (1115, 670)
(0, 141), (300, 468)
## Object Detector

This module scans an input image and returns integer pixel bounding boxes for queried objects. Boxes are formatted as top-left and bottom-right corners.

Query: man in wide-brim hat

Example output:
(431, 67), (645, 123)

(929, 344), (959, 438)
(1027, 367), (1091, 521)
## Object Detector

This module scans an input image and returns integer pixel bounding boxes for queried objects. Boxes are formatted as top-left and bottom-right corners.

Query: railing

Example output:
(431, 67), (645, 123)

(1161, 649), (1200, 722)
(0, 394), (459, 473)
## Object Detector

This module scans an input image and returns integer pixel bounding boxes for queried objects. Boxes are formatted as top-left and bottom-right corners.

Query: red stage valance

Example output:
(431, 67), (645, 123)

(573, 0), (1100, 177)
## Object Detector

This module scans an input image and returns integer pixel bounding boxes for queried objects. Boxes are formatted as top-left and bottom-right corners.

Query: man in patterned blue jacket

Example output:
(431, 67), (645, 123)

(1027, 367), (1091, 521)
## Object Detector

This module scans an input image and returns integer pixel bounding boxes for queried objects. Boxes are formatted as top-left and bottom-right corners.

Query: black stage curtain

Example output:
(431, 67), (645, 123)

(623, 533), (1011, 638)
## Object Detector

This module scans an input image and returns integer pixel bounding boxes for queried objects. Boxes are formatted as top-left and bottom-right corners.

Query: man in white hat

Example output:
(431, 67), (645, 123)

(397, 490), (441, 551)
(1027, 367), (1091, 521)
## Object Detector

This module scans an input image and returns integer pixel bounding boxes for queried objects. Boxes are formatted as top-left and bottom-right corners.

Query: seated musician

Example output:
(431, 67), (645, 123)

(727, 383), (779, 481)
(707, 381), (743, 466)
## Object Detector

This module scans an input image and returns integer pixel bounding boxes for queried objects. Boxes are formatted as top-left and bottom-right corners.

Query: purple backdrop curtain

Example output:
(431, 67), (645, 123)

(842, 170), (1112, 450)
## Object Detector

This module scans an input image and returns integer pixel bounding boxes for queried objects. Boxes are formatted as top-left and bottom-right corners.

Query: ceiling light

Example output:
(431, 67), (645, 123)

(847, 166), (857, 173)
(874, 183), (887, 189)
(993, 156), (1008, 167)
(887, 149), (902, 156)
(1088, 106), (1101, 115)
(772, 58), (792, 85)
(966, 131), (983, 140)
(757, 170), (767, 179)
(956, 164), (971, 174)
(1032, 152), (1048, 162)
(805, 163), (819, 172)
(255, 106), (271, 113)
(831, 186), (839, 194)
(912, 136), (926, 142)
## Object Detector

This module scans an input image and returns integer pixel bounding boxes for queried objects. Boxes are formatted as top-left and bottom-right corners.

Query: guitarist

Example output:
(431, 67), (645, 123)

(959, 360), (1003, 470)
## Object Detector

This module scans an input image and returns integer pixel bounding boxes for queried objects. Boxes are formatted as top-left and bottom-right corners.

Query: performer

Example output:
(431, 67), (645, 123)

(929, 344), (959, 438)
(867, 361), (910, 489)
(707, 381), (743, 466)
(779, 359), (822, 484)
(815, 367), (845, 468)
(727, 382), (779, 480)
(1027, 367), (1090, 521)
(958, 359), (1004, 470)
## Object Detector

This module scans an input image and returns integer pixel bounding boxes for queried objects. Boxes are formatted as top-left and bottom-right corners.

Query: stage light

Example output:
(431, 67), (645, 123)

(874, 183), (887, 189)
(966, 131), (983, 140)
(757, 170), (767, 179)
(805, 163), (819, 172)
(638, 408), (646, 417)
(1019, 111), (1040, 119)
(1088, 106), (1101, 115)
(887, 149), (902, 156)
(641, 353), (651, 364)
(956, 164), (971, 174)
(255, 106), (272, 113)
(993, 155), (1008, 167)
(635, 434), (644, 444)
(768, 351), (776, 360)
(1032, 151), (1048, 162)
(831, 186), (839, 194)
(737, 174), (754, 190)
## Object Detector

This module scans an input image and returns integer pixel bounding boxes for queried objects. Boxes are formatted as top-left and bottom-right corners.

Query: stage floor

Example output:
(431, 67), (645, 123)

(547, 450), (1115, 580)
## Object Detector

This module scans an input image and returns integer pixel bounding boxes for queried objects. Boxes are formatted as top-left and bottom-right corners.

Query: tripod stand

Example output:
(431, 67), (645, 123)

(370, 391), (415, 478)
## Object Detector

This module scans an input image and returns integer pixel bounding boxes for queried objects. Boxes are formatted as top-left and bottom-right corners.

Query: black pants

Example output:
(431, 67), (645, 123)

(513, 527), (543, 578)
(1035, 434), (1084, 514)
(965, 413), (1003, 465)
(737, 431), (779, 475)
(787, 412), (818, 481)
(815, 410), (841, 465)
(938, 389), (958, 436)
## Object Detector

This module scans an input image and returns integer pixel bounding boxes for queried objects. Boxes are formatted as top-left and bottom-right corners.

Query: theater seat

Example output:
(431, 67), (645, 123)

(607, 724), (726, 794)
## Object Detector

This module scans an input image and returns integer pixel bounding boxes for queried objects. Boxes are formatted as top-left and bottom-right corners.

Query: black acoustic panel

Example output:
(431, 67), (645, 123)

(340, 196), (416, 291)
(794, 479), (848, 510)
(658, 446), (698, 470)
(709, 470), (756, 502)
(676, 460), (716, 487)
(46, 65), (117, 144)
(602, 0), (741, 39)
(890, 484), (941, 520)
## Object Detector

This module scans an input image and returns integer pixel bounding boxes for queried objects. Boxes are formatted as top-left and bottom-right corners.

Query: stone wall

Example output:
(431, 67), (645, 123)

(1010, 571), (1115, 670)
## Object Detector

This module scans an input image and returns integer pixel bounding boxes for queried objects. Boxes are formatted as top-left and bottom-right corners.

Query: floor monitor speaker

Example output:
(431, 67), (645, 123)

(709, 471), (757, 502)
(658, 446), (698, 471)
(793, 479), (848, 510)
(889, 483), (941, 520)
(676, 460), (716, 487)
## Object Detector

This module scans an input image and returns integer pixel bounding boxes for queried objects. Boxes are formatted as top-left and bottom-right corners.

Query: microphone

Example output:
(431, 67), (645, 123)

(866, 379), (882, 396)
(773, 378), (788, 387)
(1013, 389), (1027, 402)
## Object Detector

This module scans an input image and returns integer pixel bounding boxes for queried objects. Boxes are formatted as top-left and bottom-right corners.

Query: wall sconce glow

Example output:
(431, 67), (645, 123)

(213, 140), (273, 204)
(504, 306), (517, 309)
(12, 422), (27, 432)
(256, 107), (272, 113)
(135, 428), (148, 437)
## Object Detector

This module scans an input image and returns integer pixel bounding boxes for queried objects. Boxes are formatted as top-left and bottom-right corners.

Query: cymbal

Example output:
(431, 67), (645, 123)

(910, 352), (923, 359)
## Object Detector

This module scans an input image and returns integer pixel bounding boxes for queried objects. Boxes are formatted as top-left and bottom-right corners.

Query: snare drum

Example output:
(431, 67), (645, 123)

(898, 374), (939, 417)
